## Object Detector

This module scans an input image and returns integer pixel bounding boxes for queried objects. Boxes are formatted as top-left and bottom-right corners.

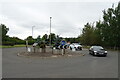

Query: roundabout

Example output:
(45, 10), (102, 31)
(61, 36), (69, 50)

(17, 48), (85, 58)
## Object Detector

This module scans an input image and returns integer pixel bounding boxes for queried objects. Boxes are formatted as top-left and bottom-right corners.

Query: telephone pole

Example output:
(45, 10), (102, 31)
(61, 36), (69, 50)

(32, 26), (35, 38)
(50, 17), (52, 46)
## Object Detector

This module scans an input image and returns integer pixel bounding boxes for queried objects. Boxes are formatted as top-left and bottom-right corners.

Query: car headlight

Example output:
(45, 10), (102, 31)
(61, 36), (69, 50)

(94, 53), (97, 55)
(79, 45), (82, 47)
(105, 51), (107, 53)
(94, 51), (97, 53)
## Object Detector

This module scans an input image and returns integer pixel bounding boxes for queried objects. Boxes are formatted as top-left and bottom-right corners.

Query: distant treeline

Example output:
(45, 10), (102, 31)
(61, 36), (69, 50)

(0, 24), (58, 46)
(0, 24), (25, 46)
(0, 23), (80, 46)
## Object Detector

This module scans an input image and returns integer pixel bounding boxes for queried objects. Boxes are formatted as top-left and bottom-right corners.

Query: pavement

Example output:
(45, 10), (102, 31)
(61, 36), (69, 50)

(2, 47), (118, 78)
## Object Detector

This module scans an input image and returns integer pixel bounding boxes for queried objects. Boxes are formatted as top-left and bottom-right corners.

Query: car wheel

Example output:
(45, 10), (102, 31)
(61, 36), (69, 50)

(80, 48), (82, 50)
(70, 47), (72, 50)
(75, 48), (77, 50)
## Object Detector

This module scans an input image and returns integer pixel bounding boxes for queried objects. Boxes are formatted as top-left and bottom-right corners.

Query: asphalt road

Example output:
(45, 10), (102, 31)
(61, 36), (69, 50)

(2, 47), (118, 78)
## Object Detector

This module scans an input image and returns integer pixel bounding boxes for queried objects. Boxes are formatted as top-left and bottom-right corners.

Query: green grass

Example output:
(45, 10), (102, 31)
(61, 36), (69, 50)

(82, 46), (90, 49)
(0, 45), (26, 48)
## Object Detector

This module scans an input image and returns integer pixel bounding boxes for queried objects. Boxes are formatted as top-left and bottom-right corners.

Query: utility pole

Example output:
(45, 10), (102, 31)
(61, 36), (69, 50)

(50, 17), (52, 46)
(79, 28), (82, 36)
(32, 26), (35, 38)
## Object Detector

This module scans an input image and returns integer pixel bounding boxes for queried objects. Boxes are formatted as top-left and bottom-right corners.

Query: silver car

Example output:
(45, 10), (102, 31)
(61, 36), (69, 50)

(69, 43), (82, 50)
(89, 46), (107, 57)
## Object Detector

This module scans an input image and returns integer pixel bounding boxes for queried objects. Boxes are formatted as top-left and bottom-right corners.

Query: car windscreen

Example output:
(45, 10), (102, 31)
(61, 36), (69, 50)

(93, 48), (105, 51)
(73, 43), (79, 45)
(93, 47), (104, 51)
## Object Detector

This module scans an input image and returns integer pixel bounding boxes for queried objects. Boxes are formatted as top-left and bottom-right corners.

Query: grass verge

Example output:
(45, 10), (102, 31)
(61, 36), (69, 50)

(0, 45), (26, 48)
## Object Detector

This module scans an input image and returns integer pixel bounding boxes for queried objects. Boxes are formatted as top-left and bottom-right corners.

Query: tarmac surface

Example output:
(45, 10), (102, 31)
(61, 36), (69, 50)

(2, 47), (118, 78)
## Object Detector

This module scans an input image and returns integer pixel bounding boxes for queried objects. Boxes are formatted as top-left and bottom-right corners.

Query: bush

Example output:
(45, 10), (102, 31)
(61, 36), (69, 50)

(2, 41), (15, 46)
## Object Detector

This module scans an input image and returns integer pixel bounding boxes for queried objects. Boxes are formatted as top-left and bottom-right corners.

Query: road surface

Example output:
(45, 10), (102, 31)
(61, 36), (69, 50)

(2, 47), (118, 78)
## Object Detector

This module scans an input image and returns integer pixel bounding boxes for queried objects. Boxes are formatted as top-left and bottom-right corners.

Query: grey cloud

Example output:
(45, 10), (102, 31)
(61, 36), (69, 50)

(0, 2), (119, 39)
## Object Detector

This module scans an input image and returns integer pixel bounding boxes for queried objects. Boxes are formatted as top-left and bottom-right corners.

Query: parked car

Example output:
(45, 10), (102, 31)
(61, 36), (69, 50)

(89, 46), (107, 57)
(69, 43), (82, 50)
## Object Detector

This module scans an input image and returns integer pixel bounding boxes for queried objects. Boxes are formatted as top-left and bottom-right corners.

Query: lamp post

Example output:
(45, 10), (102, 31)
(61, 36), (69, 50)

(50, 17), (52, 46)
(32, 26), (35, 38)
(79, 28), (82, 36)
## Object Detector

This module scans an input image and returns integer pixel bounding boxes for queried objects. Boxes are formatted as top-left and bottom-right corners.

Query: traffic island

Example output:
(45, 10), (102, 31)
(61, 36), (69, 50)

(20, 35), (85, 58)
(17, 48), (85, 58)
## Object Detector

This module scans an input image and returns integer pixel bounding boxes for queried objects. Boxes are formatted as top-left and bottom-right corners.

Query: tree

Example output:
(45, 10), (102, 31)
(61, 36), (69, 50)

(42, 34), (48, 41)
(0, 24), (9, 41)
(26, 36), (33, 40)
(80, 2), (120, 49)
(80, 23), (96, 45)
(11, 37), (25, 44)
(101, 2), (120, 49)
(25, 36), (35, 45)
(49, 33), (56, 44)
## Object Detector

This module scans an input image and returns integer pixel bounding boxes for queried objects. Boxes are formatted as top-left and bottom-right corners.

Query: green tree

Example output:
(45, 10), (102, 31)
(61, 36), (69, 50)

(42, 34), (48, 41)
(102, 2), (120, 49)
(25, 36), (35, 45)
(49, 33), (56, 44)
(0, 24), (9, 41)
(80, 2), (120, 49)
(94, 20), (104, 45)
(81, 23), (95, 45)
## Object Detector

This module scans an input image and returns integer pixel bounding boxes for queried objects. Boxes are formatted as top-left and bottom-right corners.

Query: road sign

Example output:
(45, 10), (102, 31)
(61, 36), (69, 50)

(61, 40), (66, 46)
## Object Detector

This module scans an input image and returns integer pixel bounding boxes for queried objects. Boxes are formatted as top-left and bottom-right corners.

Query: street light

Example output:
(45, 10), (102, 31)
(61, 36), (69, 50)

(50, 17), (52, 46)
(32, 26), (35, 38)
(79, 28), (82, 36)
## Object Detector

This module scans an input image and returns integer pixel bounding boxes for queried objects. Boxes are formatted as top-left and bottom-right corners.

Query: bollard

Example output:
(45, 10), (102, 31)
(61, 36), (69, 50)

(33, 47), (35, 53)
(27, 48), (31, 52)
(63, 49), (65, 54)
(72, 48), (76, 51)
(61, 49), (64, 55)
(52, 47), (53, 54)
(39, 48), (42, 52)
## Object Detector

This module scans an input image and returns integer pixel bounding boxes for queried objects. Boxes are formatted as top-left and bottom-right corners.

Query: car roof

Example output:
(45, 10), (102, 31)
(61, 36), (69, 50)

(92, 46), (103, 49)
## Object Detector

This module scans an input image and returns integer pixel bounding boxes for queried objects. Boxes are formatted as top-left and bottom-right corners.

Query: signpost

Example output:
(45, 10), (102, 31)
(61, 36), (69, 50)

(60, 40), (66, 55)
(26, 40), (28, 52)
(61, 40), (66, 46)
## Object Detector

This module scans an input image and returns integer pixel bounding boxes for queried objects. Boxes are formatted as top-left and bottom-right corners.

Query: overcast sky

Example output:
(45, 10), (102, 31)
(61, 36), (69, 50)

(0, 0), (119, 39)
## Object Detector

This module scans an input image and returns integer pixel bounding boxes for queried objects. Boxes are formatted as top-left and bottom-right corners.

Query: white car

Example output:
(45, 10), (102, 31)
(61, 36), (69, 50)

(33, 43), (38, 47)
(69, 43), (82, 50)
